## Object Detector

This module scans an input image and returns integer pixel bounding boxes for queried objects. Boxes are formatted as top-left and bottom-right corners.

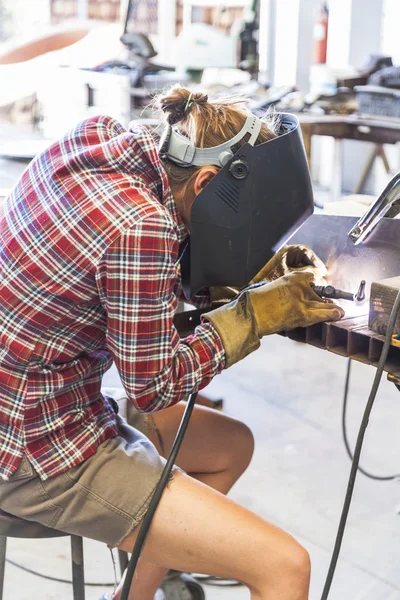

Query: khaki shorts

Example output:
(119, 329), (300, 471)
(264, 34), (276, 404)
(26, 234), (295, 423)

(0, 407), (170, 548)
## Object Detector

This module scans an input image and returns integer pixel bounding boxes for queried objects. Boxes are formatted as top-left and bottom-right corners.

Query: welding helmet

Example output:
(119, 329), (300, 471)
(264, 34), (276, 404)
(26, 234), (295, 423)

(159, 112), (313, 299)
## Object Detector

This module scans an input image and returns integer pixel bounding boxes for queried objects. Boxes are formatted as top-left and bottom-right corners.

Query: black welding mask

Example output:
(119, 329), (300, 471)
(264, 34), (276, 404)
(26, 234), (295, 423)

(159, 112), (313, 299)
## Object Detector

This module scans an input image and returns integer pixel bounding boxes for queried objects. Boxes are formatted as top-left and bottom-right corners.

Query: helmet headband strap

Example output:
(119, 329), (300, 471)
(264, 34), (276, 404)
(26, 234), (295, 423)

(159, 114), (262, 168)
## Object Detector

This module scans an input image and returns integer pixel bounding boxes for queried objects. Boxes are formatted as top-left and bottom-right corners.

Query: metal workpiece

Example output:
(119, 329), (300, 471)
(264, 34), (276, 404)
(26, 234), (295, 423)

(283, 315), (400, 376)
(175, 215), (400, 372)
(174, 306), (400, 375)
(286, 214), (400, 373)
(288, 214), (400, 312)
(348, 172), (400, 245)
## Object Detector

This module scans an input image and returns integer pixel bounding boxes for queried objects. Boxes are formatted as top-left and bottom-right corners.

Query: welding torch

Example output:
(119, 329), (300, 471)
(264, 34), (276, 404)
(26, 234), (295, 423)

(312, 280), (366, 303)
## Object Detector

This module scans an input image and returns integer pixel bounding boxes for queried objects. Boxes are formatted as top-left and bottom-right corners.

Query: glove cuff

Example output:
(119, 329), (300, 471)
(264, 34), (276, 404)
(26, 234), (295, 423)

(203, 291), (260, 368)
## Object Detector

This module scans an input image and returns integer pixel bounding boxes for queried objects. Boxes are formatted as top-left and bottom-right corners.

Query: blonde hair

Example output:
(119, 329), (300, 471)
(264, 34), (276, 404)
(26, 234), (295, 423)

(154, 86), (277, 190)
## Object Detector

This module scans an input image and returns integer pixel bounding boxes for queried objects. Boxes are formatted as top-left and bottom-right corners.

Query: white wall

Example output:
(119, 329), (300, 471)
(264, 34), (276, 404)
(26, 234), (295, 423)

(76, 0), (89, 20)
(2, 0), (51, 41)
(273, 0), (300, 86)
(382, 0), (400, 64)
(262, 0), (320, 91)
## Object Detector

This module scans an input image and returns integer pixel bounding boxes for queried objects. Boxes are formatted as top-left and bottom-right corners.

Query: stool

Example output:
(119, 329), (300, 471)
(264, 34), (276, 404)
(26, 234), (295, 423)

(0, 509), (85, 599)
(0, 509), (129, 599)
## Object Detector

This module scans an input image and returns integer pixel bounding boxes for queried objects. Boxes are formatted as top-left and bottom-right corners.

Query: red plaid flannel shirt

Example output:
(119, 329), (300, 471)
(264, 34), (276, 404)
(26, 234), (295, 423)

(0, 116), (225, 481)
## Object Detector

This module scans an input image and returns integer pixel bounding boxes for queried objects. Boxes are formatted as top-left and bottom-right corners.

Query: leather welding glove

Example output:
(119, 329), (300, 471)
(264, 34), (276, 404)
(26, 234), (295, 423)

(251, 244), (327, 284)
(204, 271), (344, 367)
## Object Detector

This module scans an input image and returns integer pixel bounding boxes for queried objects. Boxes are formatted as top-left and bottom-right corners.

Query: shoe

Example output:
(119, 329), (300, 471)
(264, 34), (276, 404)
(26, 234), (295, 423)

(161, 571), (205, 600)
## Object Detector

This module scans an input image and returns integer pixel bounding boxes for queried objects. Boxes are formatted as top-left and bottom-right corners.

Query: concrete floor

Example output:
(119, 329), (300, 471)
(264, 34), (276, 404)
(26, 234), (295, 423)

(1, 128), (400, 599)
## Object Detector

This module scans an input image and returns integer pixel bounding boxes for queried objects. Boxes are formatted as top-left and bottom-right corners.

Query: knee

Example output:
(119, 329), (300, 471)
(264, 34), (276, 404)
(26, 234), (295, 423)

(241, 421), (255, 467)
(256, 540), (310, 598)
(290, 543), (311, 585)
(249, 537), (310, 599)
(281, 542), (311, 594)
(231, 420), (255, 472)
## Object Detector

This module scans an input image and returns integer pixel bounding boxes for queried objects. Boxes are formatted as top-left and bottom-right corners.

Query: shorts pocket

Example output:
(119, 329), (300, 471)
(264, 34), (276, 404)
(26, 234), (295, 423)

(35, 479), (65, 529)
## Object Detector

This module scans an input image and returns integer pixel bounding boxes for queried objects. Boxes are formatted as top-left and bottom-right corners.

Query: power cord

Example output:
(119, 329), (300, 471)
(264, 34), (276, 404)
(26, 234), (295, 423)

(5, 558), (114, 587)
(6, 555), (244, 589)
(342, 358), (400, 481)
(320, 289), (400, 600)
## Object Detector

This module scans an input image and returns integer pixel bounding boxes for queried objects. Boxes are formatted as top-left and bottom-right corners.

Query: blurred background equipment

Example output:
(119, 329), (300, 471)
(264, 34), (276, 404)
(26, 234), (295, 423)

(174, 0), (260, 80)
(312, 2), (329, 65)
(0, 0), (399, 204)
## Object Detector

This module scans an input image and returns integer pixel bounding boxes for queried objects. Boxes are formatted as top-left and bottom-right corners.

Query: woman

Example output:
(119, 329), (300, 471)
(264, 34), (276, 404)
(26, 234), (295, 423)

(0, 86), (343, 600)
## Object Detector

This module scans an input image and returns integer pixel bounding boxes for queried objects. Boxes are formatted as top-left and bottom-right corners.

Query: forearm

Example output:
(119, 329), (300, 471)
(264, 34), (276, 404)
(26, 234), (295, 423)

(121, 321), (225, 413)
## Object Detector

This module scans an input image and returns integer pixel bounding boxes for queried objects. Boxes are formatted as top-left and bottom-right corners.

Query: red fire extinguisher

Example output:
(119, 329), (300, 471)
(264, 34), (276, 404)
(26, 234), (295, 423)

(313, 3), (329, 64)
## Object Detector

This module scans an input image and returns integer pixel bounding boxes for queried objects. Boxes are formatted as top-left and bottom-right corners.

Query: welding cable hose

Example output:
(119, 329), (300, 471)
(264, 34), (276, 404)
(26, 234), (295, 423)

(320, 289), (400, 600)
(342, 358), (400, 481)
(121, 392), (198, 600)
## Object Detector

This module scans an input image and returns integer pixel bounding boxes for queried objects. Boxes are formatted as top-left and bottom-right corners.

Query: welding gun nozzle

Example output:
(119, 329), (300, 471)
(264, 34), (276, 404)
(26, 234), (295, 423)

(312, 284), (355, 302)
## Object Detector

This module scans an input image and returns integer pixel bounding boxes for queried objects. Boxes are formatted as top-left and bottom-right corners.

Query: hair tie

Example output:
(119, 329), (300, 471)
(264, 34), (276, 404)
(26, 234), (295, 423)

(184, 92), (194, 114)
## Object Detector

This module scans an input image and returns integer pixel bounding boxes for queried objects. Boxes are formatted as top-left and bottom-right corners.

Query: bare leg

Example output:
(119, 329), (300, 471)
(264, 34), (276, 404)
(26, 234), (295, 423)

(113, 400), (255, 599)
(117, 472), (310, 600)
(147, 400), (255, 493)
(113, 400), (254, 599)
(112, 401), (309, 600)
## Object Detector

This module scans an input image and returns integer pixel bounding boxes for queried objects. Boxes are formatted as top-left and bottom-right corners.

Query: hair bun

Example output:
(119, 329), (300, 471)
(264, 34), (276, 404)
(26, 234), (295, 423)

(193, 92), (208, 105)
(158, 86), (208, 125)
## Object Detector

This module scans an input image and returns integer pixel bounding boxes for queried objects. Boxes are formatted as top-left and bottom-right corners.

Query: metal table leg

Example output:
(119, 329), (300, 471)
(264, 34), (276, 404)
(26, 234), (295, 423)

(118, 549), (129, 577)
(332, 138), (343, 202)
(0, 537), (6, 600)
(71, 535), (85, 600)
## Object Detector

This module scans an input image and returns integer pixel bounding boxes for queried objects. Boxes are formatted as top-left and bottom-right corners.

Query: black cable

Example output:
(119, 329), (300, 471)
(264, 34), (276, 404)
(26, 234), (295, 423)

(5, 558), (114, 587)
(320, 289), (400, 600)
(342, 358), (400, 481)
(121, 392), (198, 600)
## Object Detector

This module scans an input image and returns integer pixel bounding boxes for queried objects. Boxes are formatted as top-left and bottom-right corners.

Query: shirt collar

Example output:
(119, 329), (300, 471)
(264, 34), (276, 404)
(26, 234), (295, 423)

(120, 122), (188, 245)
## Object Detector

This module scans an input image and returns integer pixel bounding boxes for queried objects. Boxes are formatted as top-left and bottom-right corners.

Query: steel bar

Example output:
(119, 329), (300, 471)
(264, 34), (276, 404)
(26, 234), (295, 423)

(285, 316), (400, 375)
(288, 214), (400, 305)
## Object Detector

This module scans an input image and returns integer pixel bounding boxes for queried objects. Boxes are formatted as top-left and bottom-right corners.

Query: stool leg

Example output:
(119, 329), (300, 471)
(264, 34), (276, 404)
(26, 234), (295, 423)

(70, 535), (85, 600)
(118, 549), (129, 577)
(0, 536), (6, 600)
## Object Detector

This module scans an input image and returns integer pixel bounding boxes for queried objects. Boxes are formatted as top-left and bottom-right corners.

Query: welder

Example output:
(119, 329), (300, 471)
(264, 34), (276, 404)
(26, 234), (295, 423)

(0, 86), (343, 600)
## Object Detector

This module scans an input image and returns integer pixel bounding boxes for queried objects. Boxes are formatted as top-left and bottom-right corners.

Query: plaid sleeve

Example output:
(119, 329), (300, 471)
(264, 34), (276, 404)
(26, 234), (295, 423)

(96, 211), (226, 413)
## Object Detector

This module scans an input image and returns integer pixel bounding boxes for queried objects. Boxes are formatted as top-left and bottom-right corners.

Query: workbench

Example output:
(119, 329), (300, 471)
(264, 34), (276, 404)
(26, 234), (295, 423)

(299, 114), (400, 201)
